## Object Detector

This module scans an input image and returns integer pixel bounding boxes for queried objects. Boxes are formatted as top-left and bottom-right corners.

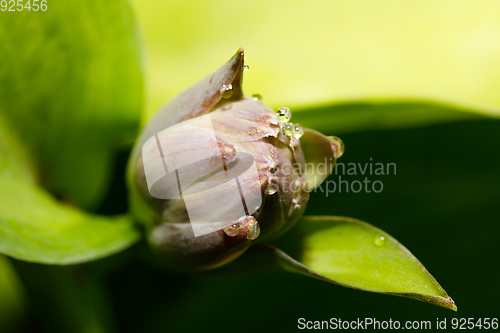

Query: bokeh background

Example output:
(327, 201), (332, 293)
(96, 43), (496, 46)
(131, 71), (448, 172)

(1, 0), (500, 332)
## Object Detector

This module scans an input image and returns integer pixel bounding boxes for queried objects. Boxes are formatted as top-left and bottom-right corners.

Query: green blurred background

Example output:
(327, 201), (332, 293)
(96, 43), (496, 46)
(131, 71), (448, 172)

(1, 0), (500, 332)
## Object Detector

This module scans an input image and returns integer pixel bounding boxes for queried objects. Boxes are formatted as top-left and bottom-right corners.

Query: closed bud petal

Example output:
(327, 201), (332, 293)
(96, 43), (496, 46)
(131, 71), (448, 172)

(127, 49), (343, 270)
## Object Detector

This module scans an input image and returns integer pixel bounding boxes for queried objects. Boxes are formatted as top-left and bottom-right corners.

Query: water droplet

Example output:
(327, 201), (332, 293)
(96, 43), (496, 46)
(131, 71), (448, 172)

(247, 221), (260, 240)
(265, 176), (279, 195)
(223, 223), (241, 237)
(252, 94), (263, 102)
(265, 184), (279, 195)
(247, 127), (258, 135)
(374, 235), (386, 247)
(220, 84), (233, 99)
(292, 124), (304, 139)
(244, 64), (250, 72)
(240, 216), (260, 240)
(277, 107), (291, 122)
(328, 136), (345, 158)
(282, 122), (293, 136)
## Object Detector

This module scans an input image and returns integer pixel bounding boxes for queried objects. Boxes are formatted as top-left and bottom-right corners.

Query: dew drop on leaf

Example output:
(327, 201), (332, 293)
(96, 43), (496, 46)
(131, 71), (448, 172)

(374, 235), (386, 247)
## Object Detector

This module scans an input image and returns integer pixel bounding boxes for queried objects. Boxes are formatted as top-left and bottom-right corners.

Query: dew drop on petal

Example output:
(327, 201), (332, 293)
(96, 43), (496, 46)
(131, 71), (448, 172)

(247, 127), (258, 135)
(220, 84), (234, 99)
(244, 64), (250, 72)
(283, 122), (293, 136)
(223, 223), (241, 237)
(292, 124), (304, 139)
(277, 107), (291, 122)
(247, 222), (260, 240)
(328, 136), (345, 158)
(374, 235), (386, 247)
(265, 184), (279, 195)
(243, 216), (260, 240)
(252, 94), (263, 102)
(265, 176), (279, 195)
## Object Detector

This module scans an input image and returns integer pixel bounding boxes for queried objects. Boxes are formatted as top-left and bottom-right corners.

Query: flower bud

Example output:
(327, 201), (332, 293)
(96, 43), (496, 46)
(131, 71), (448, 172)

(127, 48), (343, 270)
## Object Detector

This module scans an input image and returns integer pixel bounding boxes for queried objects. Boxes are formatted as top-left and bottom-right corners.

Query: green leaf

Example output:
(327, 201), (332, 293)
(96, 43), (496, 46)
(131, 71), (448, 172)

(220, 216), (456, 310)
(0, 0), (144, 208)
(295, 98), (500, 135)
(0, 255), (24, 331)
(0, 175), (139, 265)
(271, 216), (457, 310)
(0, 113), (139, 264)
(0, 115), (36, 183)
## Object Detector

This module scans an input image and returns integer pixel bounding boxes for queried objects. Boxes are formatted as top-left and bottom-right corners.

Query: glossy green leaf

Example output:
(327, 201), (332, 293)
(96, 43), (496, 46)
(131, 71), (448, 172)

(0, 255), (24, 331)
(0, 175), (140, 264)
(0, 115), (36, 183)
(132, 0), (500, 119)
(219, 216), (456, 310)
(0, 0), (144, 208)
(0, 103), (139, 264)
(294, 98), (500, 135)
(269, 216), (456, 310)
